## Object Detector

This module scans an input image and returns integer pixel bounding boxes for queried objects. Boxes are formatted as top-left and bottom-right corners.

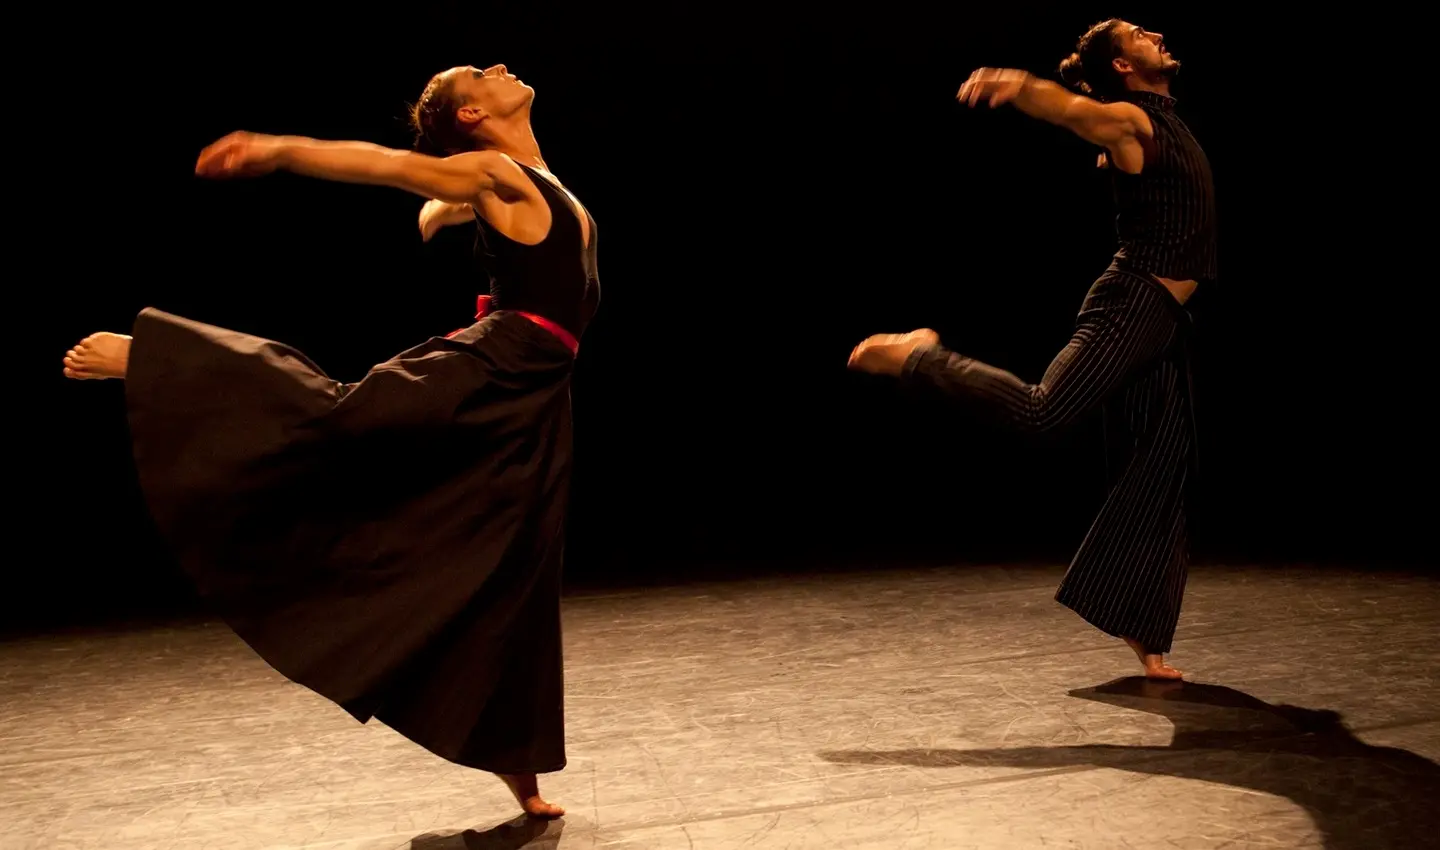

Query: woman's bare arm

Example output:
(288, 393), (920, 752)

(195, 132), (512, 204)
(419, 200), (475, 242)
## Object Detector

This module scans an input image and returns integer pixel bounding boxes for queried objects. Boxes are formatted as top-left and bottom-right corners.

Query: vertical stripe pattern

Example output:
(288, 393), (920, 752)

(901, 270), (1194, 653)
(1109, 91), (1219, 284)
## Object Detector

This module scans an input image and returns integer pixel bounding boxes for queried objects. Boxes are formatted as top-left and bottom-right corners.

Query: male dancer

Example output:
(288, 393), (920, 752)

(849, 20), (1215, 679)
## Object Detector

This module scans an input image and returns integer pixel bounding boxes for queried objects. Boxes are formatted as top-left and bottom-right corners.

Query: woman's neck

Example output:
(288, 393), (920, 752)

(483, 120), (546, 171)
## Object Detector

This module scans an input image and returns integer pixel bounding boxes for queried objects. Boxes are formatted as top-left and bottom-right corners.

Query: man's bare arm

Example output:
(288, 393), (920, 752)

(1013, 78), (1151, 148)
(957, 69), (1154, 172)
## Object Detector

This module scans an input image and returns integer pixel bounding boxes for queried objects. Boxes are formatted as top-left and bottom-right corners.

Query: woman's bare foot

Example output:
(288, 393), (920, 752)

(1124, 637), (1184, 680)
(847, 328), (941, 376)
(63, 333), (132, 380)
(497, 773), (564, 819)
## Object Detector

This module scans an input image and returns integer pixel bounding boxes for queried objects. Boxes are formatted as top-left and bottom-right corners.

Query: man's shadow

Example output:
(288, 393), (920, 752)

(820, 678), (1440, 849)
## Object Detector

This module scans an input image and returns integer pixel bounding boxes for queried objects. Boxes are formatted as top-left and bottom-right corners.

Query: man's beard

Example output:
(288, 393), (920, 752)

(1139, 55), (1180, 84)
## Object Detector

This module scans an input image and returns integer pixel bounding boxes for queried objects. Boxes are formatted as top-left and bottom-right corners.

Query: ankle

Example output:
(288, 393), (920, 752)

(499, 772), (539, 797)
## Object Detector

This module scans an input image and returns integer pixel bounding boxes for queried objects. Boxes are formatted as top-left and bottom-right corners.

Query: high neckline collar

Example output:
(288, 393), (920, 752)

(1123, 90), (1176, 112)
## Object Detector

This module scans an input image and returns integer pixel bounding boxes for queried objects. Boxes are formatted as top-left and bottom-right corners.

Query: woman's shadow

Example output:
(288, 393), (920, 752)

(820, 678), (1440, 849)
(408, 816), (565, 850)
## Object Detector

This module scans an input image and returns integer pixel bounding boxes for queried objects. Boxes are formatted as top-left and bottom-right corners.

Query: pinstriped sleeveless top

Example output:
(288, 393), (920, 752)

(1109, 91), (1218, 284)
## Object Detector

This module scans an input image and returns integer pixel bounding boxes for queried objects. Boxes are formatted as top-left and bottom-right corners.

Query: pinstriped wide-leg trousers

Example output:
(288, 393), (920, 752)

(901, 269), (1195, 653)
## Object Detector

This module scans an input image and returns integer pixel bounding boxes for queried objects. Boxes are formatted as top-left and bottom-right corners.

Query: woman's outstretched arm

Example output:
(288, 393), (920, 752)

(195, 131), (512, 205)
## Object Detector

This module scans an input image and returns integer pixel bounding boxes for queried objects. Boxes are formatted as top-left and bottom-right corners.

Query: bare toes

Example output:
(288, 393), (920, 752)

(526, 800), (565, 818)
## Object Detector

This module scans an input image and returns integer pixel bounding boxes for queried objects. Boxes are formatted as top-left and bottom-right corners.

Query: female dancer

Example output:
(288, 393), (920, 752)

(62, 64), (598, 816)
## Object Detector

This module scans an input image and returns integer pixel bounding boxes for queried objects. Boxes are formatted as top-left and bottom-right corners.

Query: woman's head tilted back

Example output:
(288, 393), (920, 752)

(410, 65), (535, 155)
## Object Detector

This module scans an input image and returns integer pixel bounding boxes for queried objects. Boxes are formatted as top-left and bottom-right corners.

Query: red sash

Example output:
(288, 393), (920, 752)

(445, 295), (579, 355)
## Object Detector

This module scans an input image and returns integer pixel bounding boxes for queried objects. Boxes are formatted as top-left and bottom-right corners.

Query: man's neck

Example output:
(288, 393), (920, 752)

(1127, 77), (1172, 98)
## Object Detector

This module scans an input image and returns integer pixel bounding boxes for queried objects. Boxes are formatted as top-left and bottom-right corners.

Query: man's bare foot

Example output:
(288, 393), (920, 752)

(847, 328), (941, 376)
(1124, 637), (1184, 680)
(497, 773), (564, 819)
(63, 333), (132, 380)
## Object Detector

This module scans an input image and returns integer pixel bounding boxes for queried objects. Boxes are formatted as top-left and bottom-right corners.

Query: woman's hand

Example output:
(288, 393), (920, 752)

(419, 199), (447, 242)
(418, 199), (475, 242)
(195, 132), (287, 179)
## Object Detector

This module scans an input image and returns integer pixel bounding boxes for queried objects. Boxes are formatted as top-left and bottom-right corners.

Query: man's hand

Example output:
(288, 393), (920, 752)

(848, 329), (941, 376)
(957, 68), (1033, 109)
(195, 132), (287, 179)
(955, 69), (1151, 170)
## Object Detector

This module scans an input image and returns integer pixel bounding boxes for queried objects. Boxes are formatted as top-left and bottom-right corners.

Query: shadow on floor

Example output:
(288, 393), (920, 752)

(820, 677), (1440, 850)
(409, 816), (565, 849)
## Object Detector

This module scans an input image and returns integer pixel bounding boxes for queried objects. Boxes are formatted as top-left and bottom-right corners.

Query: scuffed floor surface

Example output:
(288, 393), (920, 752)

(3, 563), (1437, 849)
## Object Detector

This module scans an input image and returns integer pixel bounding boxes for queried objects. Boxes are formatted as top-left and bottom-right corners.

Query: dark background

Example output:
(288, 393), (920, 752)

(16, 4), (1431, 630)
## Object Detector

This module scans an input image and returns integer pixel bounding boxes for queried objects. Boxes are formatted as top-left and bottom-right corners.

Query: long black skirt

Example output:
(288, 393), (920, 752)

(125, 307), (575, 774)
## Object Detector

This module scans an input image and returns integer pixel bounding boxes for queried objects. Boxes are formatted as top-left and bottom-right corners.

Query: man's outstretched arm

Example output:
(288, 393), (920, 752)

(958, 68), (1153, 172)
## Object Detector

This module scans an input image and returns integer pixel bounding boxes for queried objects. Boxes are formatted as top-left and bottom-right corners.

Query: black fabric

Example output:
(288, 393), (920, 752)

(126, 308), (575, 773)
(474, 164), (600, 340)
(902, 270), (1194, 653)
(1109, 90), (1218, 284)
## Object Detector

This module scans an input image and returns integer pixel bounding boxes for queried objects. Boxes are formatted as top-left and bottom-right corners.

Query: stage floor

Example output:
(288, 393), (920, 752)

(3, 563), (1438, 850)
